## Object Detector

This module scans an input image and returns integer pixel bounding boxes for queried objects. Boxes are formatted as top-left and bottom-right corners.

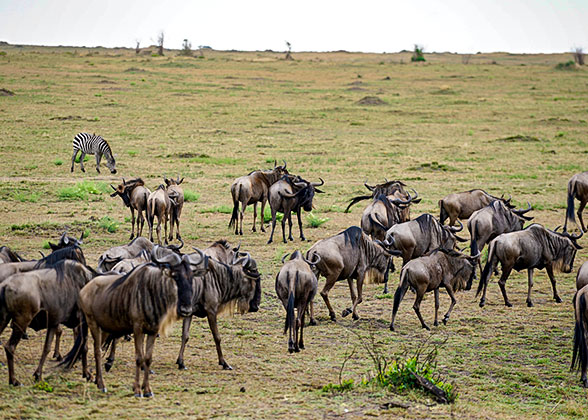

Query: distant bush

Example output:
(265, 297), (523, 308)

(573, 47), (585, 66)
(411, 45), (426, 62)
(555, 60), (577, 70)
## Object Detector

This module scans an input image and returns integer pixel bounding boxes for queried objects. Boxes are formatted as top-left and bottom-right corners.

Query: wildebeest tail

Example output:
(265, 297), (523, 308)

(369, 214), (388, 235)
(147, 198), (154, 228)
(59, 315), (88, 370)
(439, 200), (448, 225)
(566, 178), (577, 227)
(284, 271), (295, 335)
(572, 293), (588, 373)
(477, 240), (496, 297)
(345, 195), (372, 213)
(470, 222), (479, 256)
(392, 268), (410, 317)
(228, 185), (241, 229)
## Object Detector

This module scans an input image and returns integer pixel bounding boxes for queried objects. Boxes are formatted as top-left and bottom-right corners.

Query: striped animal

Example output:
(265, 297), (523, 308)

(70, 132), (117, 174)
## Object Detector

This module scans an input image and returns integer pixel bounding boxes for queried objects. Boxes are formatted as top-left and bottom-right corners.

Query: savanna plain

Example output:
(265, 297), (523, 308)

(0, 45), (587, 419)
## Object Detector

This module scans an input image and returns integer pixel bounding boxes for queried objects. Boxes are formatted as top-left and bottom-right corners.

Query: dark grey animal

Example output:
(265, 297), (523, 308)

(203, 239), (240, 262)
(572, 283), (588, 387)
(110, 249), (151, 274)
(175, 251), (261, 371)
(275, 251), (319, 353)
(110, 178), (151, 240)
(469, 201), (533, 256)
(0, 260), (96, 386)
(345, 180), (412, 213)
(476, 224), (582, 308)
(267, 176), (324, 244)
(71, 132), (116, 174)
(229, 161), (289, 235)
(164, 175), (184, 242)
(565, 172), (588, 232)
(439, 189), (507, 226)
(360, 191), (417, 241)
(97, 237), (154, 273)
(63, 246), (207, 397)
(305, 226), (398, 322)
(576, 261), (588, 292)
(0, 247), (23, 264)
(390, 248), (478, 331)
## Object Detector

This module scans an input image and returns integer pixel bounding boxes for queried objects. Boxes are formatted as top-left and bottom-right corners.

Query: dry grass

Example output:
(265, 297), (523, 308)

(0, 45), (588, 418)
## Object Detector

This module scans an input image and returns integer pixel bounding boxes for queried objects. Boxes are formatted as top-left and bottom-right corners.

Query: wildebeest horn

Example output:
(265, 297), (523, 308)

(303, 253), (321, 266)
(554, 225), (562, 232)
(514, 202), (532, 215)
(311, 178), (325, 187)
(232, 242), (241, 253)
(281, 253), (290, 264)
(364, 180), (375, 191)
(383, 235), (395, 248)
(187, 247), (207, 266)
(110, 184), (117, 191)
(563, 229), (584, 240)
(152, 245), (181, 266)
(168, 238), (184, 252)
(233, 251), (251, 268)
(448, 220), (464, 233)
(122, 178), (126, 185)
(39, 251), (45, 258)
(282, 160), (287, 170)
(79, 231), (84, 244)
(390, 189), (414, 206)
(469, 252), (482, 261)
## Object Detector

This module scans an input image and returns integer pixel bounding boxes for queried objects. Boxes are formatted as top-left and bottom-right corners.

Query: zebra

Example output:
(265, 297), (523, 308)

(70, 132), (117, 174)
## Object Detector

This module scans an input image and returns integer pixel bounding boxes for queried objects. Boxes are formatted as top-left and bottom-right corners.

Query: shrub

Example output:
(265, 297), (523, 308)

(98, 216), (118, 233)
(54, 159), (63, 166)
(555, 60), (577, 70)
(307, 212), (329, 228)
(411, 45), (426, 62)
(263, 207), (282, 223)
(321, 379), (354, 393)
(183, 190), (200, 202)
(58, 181), (109, 201)
(74, 155), (90, 163)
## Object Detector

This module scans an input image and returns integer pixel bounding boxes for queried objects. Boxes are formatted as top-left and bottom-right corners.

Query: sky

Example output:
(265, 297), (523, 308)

(0, 0), (587, 54)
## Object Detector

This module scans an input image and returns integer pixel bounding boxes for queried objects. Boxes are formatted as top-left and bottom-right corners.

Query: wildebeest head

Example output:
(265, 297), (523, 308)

(48, 231), (84, 252)
(272, 160), (289, 178)
(232, 252), (262, 313)
(281, 178), (325, 212)
(110, 179), (131, 207)
(511, 202), (534, 227)
(152, 245), (197, 317)
(455, 250), (481, 291)
(164, 175), (184, 187)
(441, 220), (468, 246)
(552, 227), (583, 273)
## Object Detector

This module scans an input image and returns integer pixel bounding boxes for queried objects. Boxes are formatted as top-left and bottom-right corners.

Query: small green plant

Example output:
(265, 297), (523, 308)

(321, 379), (354, 393)
(306, 212), (329, 228)
(58, 181), (109, 201)
(127, 150), (138, 157)
(42, 240), (51, 250)
(33, 381), (53, 393)
(54, 159), (63, 166)
(555, 60), (577, 70)
(12, 191), (39, 202)
(74, 155), (90, 163)
(201, 205), (233, 214)
(263, 207), (282, 223)
(411, 44), (426, 62)
(98, 216), (118, 233)
(184, 190), (200, 202)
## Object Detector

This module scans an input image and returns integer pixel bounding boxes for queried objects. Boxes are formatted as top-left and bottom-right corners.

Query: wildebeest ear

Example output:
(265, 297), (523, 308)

(315, 188), (325, 194)
(48, 242), (59, 251)
(178, 177), (184, 185)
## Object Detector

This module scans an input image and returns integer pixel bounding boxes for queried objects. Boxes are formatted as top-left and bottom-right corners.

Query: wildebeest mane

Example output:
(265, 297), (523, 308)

(342, 226), (362, 248)
(34, 245), (85, 269)
(415, 214), (434, 234)
(0, 246), (23, 262)
(211, 239), (231, 250)
(527, 225), (572, 269)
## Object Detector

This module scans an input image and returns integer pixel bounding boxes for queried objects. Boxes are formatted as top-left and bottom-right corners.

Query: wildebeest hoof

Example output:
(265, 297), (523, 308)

(526, 300), (534, 307)
(267, 239), (273, 244)
(288, 348), (294, 354)
(105, 361), (113, 372)
(341, 308), (352, 317)
(101, 387), (108, 393)
(479, 299), (486, 308)
(433, 321), (439, 327)
(300, 236), (306, 241)
(129, 234), (134, 240)
(143, 392), (153, 398)
(81, 168), (86, 173)
(22, 333), (29, 340)
(422, 324), (431, 331)
(352, 313), (359, 321)
(10, 379), (22, 387)
(294, 347), (300, 353)
(221, 362), (233, 370)
(53, 353), (63, 362)
(309, 319), (317, 326)
(33, 372), (41, 382)
(389, 324), (395, 332)
(177, 362), (186, 370)
(442, 316), (449, 325)
(329, 314), (337, 322)
(554, 296), (562, 303)
(505, 302), (513, 307)
(299, 343), (305, 349)
(134, 393), (142, 398)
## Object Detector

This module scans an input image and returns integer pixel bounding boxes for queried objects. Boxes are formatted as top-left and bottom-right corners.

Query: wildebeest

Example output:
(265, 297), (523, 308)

(110, 178), (151, 240)
(164, 175), (184, 242)
(97, 236), (154, 273)
(345, 179), (411, 213)
(0, 246), (23, 264)
(564, 171), (588, 232)
(469, 201), (533, 256)
(175, 251), (261, 370)
(572, 283), (588, 387)
(63, 246), (207, 397)
(576, 262), (588, 293)
(306, 226), (398, 322)
(147, 185), (175, 245)
(229, 161), (289, 235)
(275, 251), (320, 353)
(267, 175), (324, 244)
(203, 239), (240, 262)
(439, 189), (508, 226)
(0, 260), (96, 385)
(389, 248), (479, 331)
(110, 249), (151, 274)
(476, 224), (582, 308)
(360, 190), (418, 241)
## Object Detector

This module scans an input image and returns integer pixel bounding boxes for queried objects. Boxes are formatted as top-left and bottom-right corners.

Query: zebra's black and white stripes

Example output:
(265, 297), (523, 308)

(71, 132), (117, 174)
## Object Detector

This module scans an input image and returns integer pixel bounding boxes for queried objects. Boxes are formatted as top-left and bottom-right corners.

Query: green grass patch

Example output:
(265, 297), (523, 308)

(410, 161), (456, 172)
(127, 150), (138, 157)
(177, 153), (240, 165)
(98, 216), (118, 233)
(74, 155), (90, 163)
(321, 379), (354, 393)
(12, 191), (39, 202)
(57, 181), (110, 201)
(184, 189), (200, 202)
(201, 205), (233, 214)
(306, 212), (329, 228)
(263, 207), (282, 223)
(54, 159), (63, 166)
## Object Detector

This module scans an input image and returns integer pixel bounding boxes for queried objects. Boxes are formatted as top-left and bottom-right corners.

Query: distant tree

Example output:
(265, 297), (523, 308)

(180, 39), (192, 56)
(411, 44), (425, 62)
(285, 41), (293, 60)
(157, 32), (164, 56)
(573, 47), (585, 66)
(135, 39), (140, 55)
(197, 45), (205, 58)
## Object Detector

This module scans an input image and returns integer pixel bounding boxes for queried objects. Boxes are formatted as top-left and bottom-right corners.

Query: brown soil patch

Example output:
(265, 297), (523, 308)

(356, 96), (387, 105)
(0, 88), (15, 96)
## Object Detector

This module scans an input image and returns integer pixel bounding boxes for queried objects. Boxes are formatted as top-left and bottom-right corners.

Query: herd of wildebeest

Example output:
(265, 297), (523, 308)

(2, 154), (588, 398)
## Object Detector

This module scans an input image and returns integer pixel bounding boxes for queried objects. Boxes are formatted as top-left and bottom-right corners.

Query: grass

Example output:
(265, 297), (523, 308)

(0, 46), (588, 419)
(306, 212), (329, 228)
(183, 189), (200, 202)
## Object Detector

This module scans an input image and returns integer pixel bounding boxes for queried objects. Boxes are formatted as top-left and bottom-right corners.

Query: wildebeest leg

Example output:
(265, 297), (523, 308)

(138, 210), (145, 237)
(293, 308), (301, 353)
(130, 207), (136, 240)
(341, 278), (357, 318)
(175, 208), (182, 240)
(308, 300), (317, 326)
(252, 202), (258, 232)
(168, 209), (175, 242)
(89, 322), (106, 392)
(526, 269), (535, 307)
(320, 276), (339, 322)
(578, 200), (587, 232)
(299, 300), (309, 350)
(4, 321), (27, 386)
(163, 213), (169, 245)
(413, 291), (430, 330)
(53, 324), (63, 360)
(33, 326), (56, 382)
(281, 212), (288, 243)
(176, 316), (193, 370)
(238, 200), (246, 235)
(350, 277), (364, 321)
(390, 279), (409, 331)
(70, 148), (79, 172)
(95, 153), (101, 173)
(433, 289), (440, 327)
(142, 334), (156, 398)
(79, 151), (87, 172)
(267, 208), (278, 244)
(498, 266), (514, 307)
(155, 215), (162, 245)
(260, 198), (267, 232)
(297, 210), (305, 241)
(133, 330), (145, 397)
(287, 211), (294, 242)
(105, 338), (118, 372)
(546, 265), (562, 303)
(443, 284), (457, 324)
(207, 312), (232, 370)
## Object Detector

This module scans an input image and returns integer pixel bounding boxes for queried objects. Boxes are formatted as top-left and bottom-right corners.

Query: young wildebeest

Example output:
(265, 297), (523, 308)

(176, 251), (261, 371)
(476, 224), (582, 308)
(275, 251), (319, 353)
(360, 190), (418, 241)
(267, 176), (324, 244)
(564, 171), (588, 232)
(390, 249), (479, 331)
(229, 161), (288, 235)
(110, 178), (151, 240)
(0, 246), (23, 264)
(164, 175), (184, 242)
(306, 226), (398, 323)
(439, 189), (508, 227)
(0, 260), (96, 386)
(97, 236), (154, 273)
(572, 283), (588, 387)
(63, 246), (207, 397)
(147, 185), (176, 245)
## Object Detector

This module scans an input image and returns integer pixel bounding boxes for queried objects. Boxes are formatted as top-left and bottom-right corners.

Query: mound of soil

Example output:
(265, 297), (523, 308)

(50, 115), (83, 121)
(347, 87), (366, 91)
(0, 88), (15, 96)
(496, 135), (541, 142)
(348, 81), (364, 86)
(356, 96), (387, 106)
(124, 67), (145, 72)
